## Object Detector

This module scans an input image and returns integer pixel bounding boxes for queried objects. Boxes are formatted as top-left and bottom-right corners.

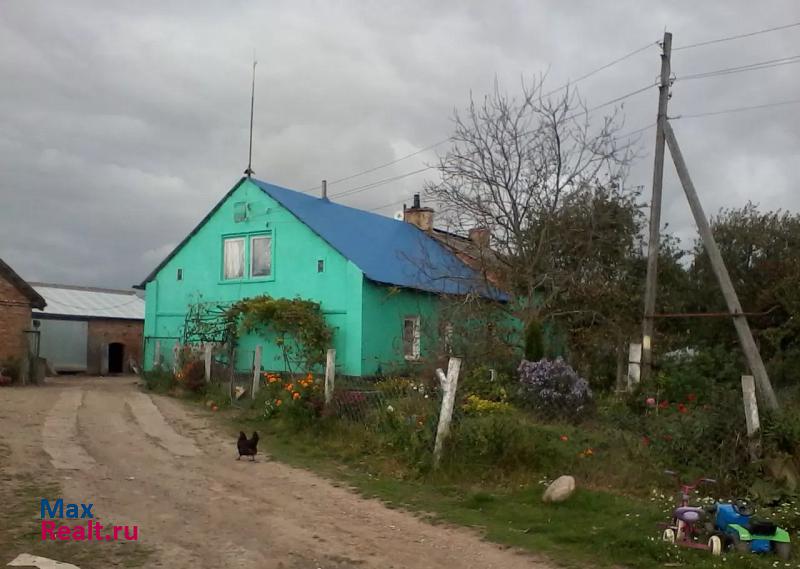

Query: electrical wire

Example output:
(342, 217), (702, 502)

(672, 21), (800, 51)
(558, 82), (656, 123)
(542, 40), (659, 98)
(330, 167), (432, 199)
(676, 55), (800, 82)
(365, 121), (657, 214)
(673, 97), (800, 119)
(311, 39), (659, 192)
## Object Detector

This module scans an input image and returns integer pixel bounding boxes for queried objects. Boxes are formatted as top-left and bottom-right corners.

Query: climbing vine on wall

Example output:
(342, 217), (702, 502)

(224, 295), (332, 371)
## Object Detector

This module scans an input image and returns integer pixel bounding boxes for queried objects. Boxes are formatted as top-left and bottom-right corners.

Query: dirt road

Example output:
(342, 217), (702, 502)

(0, 377), (550, 568)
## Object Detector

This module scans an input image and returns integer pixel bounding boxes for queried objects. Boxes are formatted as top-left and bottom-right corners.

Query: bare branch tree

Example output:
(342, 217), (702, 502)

(426, 78), (638, 326)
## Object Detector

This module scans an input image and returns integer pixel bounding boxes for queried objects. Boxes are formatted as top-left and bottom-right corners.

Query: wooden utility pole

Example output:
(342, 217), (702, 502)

(641, 31), (672, 381)
(662, 120), (779, 411)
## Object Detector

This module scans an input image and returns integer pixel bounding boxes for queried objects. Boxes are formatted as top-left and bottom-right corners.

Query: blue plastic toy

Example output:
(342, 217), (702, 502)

(709, 500), (792, 559)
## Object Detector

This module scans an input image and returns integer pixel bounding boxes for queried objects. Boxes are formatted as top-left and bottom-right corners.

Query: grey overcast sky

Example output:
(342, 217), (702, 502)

(1, 1), (798, 288)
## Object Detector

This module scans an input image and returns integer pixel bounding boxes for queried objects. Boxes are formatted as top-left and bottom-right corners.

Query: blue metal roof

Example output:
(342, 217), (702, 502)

(252, 179), (503, 299)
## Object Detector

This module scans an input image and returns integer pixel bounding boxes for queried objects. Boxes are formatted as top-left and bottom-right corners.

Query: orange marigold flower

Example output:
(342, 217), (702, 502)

(292, 392), (301, 400)
(275, 399), (282, 406)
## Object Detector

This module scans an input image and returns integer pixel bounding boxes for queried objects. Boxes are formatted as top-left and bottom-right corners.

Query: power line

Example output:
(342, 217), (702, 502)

(561, 81), (656, 123)
(542, 40), (658, 98)
(365, 122), (657, 214)
(325, 141), (447, 188)
(314, 39), (659, 192)
(673, 21), (800, 52)
(331, 167), (431, 199)
(676, 55), (800, 82)
(674, 97), (800, 119)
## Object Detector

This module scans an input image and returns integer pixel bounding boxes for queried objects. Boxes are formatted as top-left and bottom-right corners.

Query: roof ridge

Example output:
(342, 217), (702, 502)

(29, 282), (140, 295)
(0, 258), (47, 309)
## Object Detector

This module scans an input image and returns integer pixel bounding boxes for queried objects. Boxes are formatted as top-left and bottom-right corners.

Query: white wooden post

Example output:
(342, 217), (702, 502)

(204, 343), (212, 383)
(741, 374), (761, 461)
(153, 340), (161, 369)
(433, 357), (461, 469)
(252, 345), (262, 398)
(324, 349), (336, 406)
(627, 342), (642, 391)
(172, 341), (180, 374)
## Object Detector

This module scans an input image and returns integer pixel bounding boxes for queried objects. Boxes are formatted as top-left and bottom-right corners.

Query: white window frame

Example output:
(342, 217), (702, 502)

(222, 237), (245, 280)
(403, 316), (421, 361)
(250, 235), (272, 278)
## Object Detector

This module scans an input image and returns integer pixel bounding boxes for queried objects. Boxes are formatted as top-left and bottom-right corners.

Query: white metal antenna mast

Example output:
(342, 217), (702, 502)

(244, 53), (257, 177)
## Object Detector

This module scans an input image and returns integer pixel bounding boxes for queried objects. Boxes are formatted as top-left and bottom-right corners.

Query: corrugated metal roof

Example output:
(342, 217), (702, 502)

(31, 283), (145, 320)
(252, 179), (506, 299)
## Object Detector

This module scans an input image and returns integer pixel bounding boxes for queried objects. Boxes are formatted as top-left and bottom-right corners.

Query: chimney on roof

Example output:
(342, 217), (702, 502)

(468, 227), (490, 248)
(321, 179), (328, 199)
(403, 193), (434, 232)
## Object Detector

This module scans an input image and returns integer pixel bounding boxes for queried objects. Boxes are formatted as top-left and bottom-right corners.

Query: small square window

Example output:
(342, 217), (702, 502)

(317, 260), (324, 273)
(176, 268), (183, 281)
(223, 238), (245, 280)
(403, 316), (421, 360)
(233, 202), (247, 222)
(251, 235), (272, 277)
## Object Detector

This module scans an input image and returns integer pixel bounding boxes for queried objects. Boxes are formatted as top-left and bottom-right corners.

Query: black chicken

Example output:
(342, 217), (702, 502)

(236, 431), (259, 461)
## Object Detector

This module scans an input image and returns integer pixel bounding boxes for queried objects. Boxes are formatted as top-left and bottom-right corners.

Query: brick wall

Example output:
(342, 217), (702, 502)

(0, 274), (32, 364)
(87, 319), (144, 374)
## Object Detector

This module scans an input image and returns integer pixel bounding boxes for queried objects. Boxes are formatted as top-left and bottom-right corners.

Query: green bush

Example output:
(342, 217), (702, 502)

(446, 412), (542, 470)
(524, 320), (545, 362)
(459, 364), (514, 402)
(654, 346), (740, 403)
(141, 369), (176, 393)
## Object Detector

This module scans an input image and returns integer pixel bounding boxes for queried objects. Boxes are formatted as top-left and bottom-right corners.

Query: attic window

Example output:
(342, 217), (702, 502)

(250, 235), (272, 277)
(233, 202), (247, 222)
(176, 268), (183, 281)
(223, 238), (245, 279)
(317, 260), (324, 273)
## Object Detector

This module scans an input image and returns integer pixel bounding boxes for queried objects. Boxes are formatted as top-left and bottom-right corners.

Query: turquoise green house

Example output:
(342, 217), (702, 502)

(139, 177), (505, 376)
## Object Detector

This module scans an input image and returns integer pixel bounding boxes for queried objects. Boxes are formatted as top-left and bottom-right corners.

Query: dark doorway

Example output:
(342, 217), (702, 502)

(108, 343), (125, 374)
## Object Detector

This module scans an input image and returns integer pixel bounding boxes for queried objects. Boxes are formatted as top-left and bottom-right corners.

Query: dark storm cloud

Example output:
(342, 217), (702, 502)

(1, 0), (798, 287)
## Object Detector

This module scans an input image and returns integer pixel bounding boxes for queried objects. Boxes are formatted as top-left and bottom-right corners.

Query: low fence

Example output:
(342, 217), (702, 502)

(142, 339), (463, 467)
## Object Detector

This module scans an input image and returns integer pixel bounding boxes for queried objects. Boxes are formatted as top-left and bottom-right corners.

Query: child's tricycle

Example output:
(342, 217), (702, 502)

(660, 471), (723, 555)
(708, 500), (792, 560)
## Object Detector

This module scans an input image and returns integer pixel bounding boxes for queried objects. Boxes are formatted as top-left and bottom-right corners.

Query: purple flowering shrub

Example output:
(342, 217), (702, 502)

(517, 358), (593, 419)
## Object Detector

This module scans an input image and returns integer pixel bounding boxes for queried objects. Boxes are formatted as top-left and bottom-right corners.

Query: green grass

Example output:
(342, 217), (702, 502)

(213, 404), (796, 569)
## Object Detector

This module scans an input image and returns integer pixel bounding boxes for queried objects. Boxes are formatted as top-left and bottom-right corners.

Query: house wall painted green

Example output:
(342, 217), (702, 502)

(143, 179), (458, 376)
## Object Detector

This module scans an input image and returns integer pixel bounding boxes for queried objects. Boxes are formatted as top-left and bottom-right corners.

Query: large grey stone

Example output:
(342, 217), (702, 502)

(542, 475), (576, 503)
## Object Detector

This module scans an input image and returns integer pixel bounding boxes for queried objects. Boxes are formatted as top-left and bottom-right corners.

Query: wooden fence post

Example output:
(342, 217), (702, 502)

(252, 345), (262, 398)
(154, 340), (161, 369)
(172, 341), (180, 374)
(204, 343), (212, 383)
(627, 343), (642, 391)
(741, 375), (761, 461)
(324, 349), (336, 406)
(433, 357), (462, 469)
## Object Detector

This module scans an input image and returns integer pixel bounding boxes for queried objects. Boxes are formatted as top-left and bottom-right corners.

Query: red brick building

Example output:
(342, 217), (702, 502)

(0, 258), (46, 377)
(31, 283), (144, 375)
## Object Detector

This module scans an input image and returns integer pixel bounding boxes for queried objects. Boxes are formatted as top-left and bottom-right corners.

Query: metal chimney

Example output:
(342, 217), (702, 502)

(321, 179), (327, 199)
